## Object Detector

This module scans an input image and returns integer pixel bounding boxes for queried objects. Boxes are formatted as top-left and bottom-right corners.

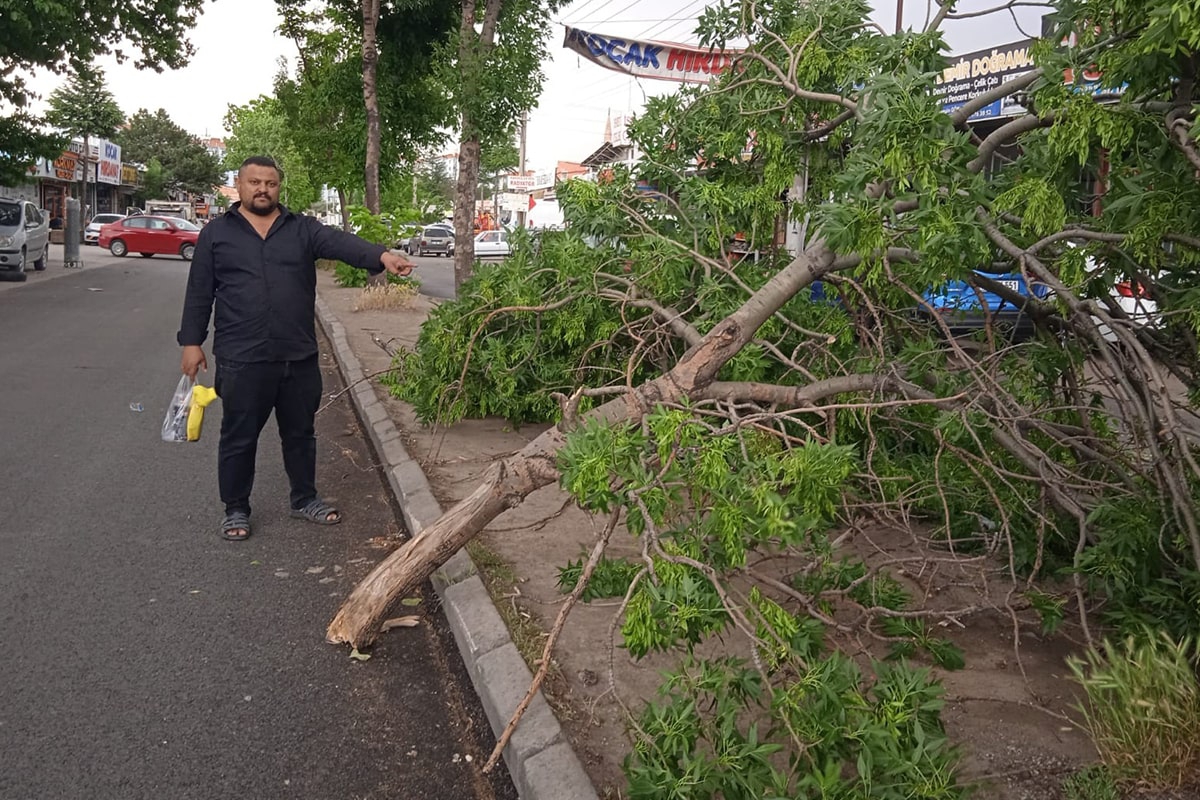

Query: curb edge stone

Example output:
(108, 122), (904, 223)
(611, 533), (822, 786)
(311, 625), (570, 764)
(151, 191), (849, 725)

(315, 292), (599, 800)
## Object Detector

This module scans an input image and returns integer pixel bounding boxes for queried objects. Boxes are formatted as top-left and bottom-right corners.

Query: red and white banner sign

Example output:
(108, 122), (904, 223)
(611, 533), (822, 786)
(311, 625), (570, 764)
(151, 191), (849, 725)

(563, 26), (741, 84)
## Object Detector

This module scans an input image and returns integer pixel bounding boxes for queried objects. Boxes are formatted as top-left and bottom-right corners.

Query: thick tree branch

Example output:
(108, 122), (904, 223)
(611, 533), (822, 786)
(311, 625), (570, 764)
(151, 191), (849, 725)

(1168, 113), (1200, 172)
(951, 69), (1042, 127)
(968, 112), (1056, 173)
(694, 373), (943, 407)
(741, 51), (861, 115)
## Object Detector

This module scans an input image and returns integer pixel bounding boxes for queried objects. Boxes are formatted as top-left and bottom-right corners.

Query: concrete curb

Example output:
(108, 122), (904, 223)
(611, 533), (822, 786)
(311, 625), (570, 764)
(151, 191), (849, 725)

(315, 294), (599, 800)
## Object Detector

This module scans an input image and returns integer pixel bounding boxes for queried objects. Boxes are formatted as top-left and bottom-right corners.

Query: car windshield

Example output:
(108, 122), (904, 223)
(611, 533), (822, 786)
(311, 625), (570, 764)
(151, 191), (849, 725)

(425, 226), (451, 235)
(92, 214), (123, 225)
(0, 201), (20, 227)
(170, 218), (201, 231)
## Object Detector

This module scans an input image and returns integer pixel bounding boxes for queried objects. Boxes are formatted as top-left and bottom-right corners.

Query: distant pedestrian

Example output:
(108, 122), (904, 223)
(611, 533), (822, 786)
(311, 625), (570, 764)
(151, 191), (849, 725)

(177, 155), (414, 541)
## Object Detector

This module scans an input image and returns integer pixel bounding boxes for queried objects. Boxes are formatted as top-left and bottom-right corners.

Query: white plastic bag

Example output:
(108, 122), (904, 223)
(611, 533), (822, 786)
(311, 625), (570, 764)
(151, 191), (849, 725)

(162, 375), (194, 443)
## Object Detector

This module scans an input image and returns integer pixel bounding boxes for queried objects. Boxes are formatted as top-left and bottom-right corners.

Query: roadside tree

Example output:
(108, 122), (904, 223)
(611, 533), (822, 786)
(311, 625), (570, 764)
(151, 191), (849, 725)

(44, 63), (125, 208)
(222, 95), (319, 211)
(0, 0), (201, 185)
(118, 109), (222, 196)
(448, 0), (566, 289)
(136, 159), (170, 206)
(275, 0), (456, 222)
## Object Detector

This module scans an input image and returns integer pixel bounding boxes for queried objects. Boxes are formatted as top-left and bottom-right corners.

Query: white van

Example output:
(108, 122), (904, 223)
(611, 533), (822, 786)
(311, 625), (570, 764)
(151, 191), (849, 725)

(0, 199), (51, 278)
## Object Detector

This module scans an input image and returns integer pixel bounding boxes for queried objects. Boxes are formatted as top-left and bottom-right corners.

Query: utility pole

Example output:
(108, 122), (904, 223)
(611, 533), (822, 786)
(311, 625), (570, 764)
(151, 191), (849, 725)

(895, 0), (903, 33)
(516, 111), (528, 228)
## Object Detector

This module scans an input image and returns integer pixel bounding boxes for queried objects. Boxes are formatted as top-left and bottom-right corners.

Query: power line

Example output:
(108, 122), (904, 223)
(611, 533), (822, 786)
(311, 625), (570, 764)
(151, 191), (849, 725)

(560, 0), (620, 26)
(570, 14), (701, 26)
(639, 0), (708, 41)
(590, 0), (649, 26)
(558, 0), (609, 25)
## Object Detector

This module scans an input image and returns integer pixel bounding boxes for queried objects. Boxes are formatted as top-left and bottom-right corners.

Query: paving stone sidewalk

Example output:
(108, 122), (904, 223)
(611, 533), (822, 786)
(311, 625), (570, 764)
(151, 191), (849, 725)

(315, 288), (599, 800)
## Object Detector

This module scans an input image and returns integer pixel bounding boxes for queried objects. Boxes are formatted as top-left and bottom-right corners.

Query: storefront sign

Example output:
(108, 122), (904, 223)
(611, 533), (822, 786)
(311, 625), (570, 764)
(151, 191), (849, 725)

(933, 40), (1036, 122)
(498, 193), (528, 212)
(507, 172), (555, 192)
(97, 140), (121, 185)
(563, 26), (742, 84)
(934, 35), (1127, 122)
(120, 165), (139, 186)
(34, 150), (83, 182)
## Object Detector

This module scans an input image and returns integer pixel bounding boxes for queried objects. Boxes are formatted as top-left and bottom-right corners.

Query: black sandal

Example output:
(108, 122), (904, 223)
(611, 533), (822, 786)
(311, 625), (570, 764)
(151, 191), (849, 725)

(221, 510), (251, 541)
(290, 499), (342, 525)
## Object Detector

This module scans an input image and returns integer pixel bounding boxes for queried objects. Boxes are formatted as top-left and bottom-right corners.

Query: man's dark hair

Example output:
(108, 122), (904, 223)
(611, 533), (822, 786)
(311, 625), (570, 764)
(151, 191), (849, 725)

(239, 155), (283, 180)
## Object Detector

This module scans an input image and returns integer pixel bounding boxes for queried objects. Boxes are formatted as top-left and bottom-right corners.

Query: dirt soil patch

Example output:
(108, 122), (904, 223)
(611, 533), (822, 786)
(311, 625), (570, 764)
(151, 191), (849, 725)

(318, 270), (1110, 800)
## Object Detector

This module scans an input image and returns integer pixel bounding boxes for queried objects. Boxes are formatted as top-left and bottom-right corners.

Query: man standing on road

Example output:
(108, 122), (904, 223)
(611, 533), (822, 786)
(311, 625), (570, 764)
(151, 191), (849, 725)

(177, 155), (414, 541)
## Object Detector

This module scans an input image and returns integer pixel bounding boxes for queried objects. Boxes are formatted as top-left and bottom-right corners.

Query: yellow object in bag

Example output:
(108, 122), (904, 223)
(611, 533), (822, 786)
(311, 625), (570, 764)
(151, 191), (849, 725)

(186, 385), (219, 442)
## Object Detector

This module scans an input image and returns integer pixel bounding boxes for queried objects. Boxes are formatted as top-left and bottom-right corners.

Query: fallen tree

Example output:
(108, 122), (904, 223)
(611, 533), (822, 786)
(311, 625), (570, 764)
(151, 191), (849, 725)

(330, 0), (1200, 791)
(333, 7), (1199, 645)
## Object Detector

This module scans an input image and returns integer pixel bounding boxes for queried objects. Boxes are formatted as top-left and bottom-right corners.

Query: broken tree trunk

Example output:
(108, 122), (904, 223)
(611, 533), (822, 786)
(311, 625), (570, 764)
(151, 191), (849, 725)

(326, 400), (624, 646)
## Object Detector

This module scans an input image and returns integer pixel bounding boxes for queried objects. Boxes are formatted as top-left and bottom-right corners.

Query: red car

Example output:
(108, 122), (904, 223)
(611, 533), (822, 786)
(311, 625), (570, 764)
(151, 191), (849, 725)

(99, 214), (200, 260)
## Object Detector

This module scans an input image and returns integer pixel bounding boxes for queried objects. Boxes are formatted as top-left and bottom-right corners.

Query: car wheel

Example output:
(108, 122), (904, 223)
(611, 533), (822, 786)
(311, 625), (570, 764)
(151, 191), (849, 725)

(16, 247), (27, 273)
(110, 239), (128, 257)
(180, 243), (195, 261)
(32, 244), (47, 271)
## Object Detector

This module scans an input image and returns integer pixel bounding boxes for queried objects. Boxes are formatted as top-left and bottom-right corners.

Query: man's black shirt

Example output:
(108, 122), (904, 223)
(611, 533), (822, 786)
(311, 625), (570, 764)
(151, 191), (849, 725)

(177, 203), (387, 362)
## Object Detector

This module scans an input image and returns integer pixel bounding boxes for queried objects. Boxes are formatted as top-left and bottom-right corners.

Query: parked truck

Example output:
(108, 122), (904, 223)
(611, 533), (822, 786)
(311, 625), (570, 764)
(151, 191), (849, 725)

(143, 200), (196, 223)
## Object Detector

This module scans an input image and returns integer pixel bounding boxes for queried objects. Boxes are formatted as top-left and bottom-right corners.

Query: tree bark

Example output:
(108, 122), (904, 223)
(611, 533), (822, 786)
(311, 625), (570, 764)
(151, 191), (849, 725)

(327, 243), (836, 647)
(453, 134), (480, 289)
(451, 0), (503, 291)
(360, 0), (382, 214)
(338, 187), (351, 231)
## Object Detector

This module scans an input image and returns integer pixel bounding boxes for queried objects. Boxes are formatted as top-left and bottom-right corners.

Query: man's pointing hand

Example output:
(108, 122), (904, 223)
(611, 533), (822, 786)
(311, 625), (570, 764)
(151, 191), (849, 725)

(381, 250), (415, 277)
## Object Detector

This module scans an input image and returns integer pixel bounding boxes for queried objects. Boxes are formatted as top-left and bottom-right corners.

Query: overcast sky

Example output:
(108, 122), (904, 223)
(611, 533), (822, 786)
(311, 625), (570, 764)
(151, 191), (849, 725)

(23, 0), (1044, 174)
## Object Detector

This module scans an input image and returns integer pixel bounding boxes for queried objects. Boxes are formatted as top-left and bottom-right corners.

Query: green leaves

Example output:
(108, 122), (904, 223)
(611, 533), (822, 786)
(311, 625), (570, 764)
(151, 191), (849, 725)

(44, 63), (125, 145)
(0, 0), (202, 183)
(993, 179), (1068, 239)
(626, 655), (964, 799)
(120, 108), (223, 198)
(222, 98), (318, 210)
(556, 556), (642, 602)
(385, 230), (645, 426)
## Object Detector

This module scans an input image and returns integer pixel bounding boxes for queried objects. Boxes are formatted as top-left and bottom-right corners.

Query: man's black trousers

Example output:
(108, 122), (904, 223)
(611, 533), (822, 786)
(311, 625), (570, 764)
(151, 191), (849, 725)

(214, 355), (322, 516)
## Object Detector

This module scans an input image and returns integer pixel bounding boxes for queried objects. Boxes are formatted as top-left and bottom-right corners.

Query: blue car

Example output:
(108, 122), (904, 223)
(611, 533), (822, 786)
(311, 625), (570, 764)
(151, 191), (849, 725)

(808, 268), (1050, 341)
(919, 268), (1051, 340)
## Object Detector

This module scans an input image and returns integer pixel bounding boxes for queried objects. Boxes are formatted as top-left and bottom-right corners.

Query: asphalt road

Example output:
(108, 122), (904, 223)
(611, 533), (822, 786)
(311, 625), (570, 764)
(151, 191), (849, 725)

(0, 246), (514, 800)
(402, 250), (457, 299)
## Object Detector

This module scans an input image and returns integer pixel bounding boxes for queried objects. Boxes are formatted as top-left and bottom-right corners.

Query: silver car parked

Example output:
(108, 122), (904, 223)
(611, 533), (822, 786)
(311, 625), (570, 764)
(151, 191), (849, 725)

(409, 224), (455, 257)
(0, 199), (50, 279)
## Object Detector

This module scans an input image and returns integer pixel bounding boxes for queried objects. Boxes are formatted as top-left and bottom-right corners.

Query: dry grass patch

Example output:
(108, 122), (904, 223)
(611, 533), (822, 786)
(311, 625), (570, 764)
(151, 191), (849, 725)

(354, 282), (420, 312)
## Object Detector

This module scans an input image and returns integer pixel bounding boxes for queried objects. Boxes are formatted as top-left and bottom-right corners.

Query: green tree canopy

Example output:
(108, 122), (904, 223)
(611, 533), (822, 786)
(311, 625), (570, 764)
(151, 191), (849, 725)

(44, 64), (124, 140)
(117, 108), (222, 196)
(448, 0), (568, 286)
(0, 0), (202, 184)
(222, 95), (319, 211)
(273, 0), (457, 208)
(44, 63), (125, 200)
